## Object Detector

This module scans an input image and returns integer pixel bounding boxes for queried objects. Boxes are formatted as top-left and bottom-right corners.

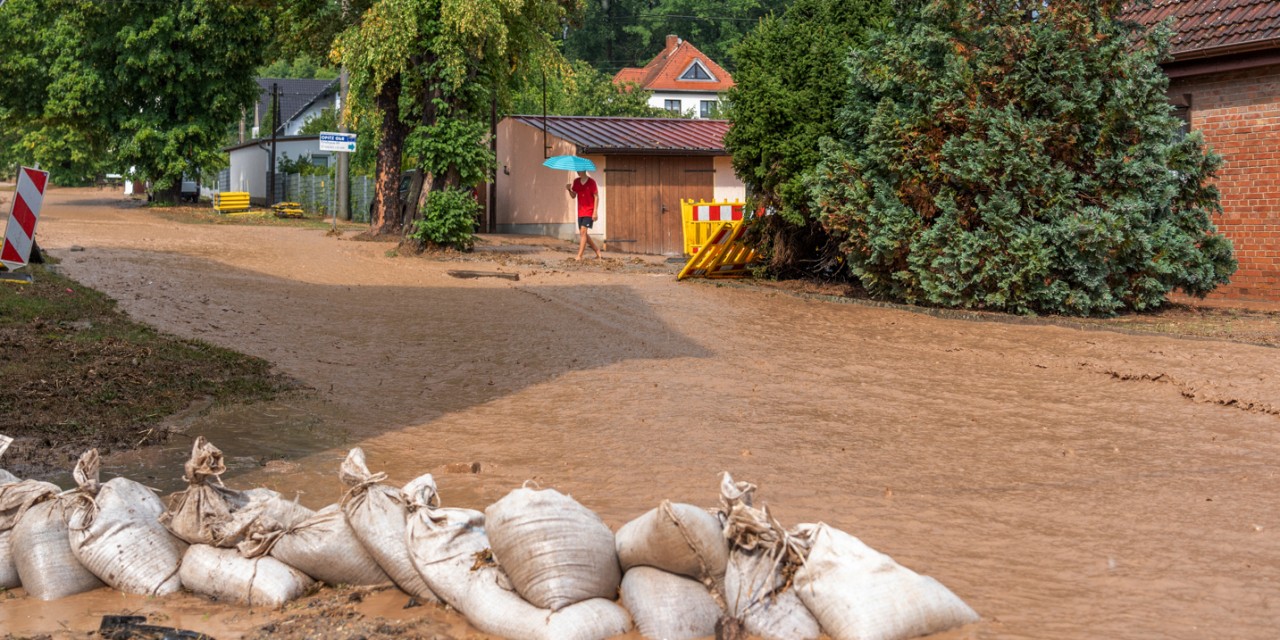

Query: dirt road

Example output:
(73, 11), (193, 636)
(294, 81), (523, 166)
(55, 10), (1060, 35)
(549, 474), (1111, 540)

(4, 189), (1279, 639)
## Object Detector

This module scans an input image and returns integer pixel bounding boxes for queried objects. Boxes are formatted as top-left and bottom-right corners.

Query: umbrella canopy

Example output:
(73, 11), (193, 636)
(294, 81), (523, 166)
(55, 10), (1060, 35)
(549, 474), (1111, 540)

(542, 155), (596, 172)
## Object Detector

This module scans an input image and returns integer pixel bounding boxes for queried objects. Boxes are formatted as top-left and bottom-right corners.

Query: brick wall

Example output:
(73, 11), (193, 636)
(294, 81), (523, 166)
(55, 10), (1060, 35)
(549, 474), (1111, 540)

(1169, 63), (1280, 302)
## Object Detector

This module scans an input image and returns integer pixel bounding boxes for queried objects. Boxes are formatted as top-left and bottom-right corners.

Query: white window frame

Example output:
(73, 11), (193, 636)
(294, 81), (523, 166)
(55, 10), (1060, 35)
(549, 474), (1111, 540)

(679, 60), (717, 82)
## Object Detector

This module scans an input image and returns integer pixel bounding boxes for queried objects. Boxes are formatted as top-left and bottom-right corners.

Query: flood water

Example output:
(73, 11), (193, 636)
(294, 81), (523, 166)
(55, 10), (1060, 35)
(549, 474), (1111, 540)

(3, 190), (1278, 639)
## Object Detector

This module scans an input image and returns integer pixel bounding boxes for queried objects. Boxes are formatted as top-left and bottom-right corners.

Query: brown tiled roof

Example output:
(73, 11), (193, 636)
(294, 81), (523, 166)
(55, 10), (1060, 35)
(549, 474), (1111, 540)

(510, 115), (730, 155)
(612, 35), (735, 92)
(1123, 0), (1280, 59)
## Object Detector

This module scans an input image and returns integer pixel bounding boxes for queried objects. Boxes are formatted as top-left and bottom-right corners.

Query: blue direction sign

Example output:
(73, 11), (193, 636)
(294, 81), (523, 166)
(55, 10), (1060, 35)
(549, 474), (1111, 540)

(319, 132), (358, 153)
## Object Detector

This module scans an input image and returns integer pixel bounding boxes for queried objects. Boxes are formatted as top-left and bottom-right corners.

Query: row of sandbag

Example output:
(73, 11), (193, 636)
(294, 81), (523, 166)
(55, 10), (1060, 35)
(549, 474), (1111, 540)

(0, 439), (979, 640)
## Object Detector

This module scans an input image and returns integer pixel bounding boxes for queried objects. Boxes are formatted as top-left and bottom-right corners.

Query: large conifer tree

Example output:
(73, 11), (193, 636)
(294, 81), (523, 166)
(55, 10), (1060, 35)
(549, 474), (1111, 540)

(809, 0), (1236, 315)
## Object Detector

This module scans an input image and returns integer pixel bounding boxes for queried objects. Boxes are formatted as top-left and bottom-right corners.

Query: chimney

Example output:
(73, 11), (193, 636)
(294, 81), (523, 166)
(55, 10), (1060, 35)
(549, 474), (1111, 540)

(666, 34), (681, 49)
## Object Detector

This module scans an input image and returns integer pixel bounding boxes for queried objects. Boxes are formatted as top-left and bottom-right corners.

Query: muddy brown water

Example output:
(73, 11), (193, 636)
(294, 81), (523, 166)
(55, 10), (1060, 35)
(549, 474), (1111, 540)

(2, 189), (1278, 639)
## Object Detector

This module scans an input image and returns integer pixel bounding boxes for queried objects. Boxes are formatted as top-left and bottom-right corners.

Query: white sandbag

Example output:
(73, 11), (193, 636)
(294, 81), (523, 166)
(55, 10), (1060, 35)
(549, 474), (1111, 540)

(723, 547), (820, 640)
(0, 469), (17, 484)
(12, 498), (106, 600)
(264, 504), (389, 586)
(339, 448), (436, 601)
(0, 531), (17, 589)
(161, 438), (312, 548)
(179, 544), (314, 607)
(616, 501), (728, 586)
(715, 471), (821, 640)
(794, 524), (979, 640)
(404, 475), (632, 640)
(66, 450), (186, 596)
(160, 437), (253, 545)
(0, 477), (62, 590)
(214, 490), (315, 552)
(620, 566), (721, 640)
(485, 485), (621, 611)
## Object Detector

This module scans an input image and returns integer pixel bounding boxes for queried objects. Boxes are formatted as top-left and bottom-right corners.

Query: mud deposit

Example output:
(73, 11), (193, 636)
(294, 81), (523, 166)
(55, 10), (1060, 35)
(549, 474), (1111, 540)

(3, 188), (1278, 639)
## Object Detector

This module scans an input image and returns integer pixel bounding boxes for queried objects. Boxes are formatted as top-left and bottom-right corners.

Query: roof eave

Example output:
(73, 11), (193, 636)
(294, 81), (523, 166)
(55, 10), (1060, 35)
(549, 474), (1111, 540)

(582, 147), (727, 156)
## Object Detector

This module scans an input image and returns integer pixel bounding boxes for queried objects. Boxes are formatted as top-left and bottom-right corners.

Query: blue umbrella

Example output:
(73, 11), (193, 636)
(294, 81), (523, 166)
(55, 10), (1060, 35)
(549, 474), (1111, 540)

(542, 155), (596, 172)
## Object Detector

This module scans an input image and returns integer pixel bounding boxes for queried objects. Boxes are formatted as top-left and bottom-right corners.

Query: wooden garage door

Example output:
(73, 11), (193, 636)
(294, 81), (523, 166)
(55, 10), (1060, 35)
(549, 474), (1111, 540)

(605, 156), (715, 255)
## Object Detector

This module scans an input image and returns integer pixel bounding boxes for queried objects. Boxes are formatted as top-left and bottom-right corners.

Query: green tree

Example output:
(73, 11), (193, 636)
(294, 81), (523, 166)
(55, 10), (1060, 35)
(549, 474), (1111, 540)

(562, 0), (789, 73)
(299, 108), (340, 134)
(723, 0), (889, 276)
(511, 60), (670, 117)
(258, 54), (340, 80)
(808, 0), (1236, 315)
(337, 0), (574, 237)
(0, 0), (271, 199)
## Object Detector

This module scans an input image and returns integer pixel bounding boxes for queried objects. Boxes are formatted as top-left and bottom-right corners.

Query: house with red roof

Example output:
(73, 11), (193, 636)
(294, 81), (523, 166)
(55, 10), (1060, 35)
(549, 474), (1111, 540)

(1124, 0), (1280, 301)
(613, 35), (734, 118)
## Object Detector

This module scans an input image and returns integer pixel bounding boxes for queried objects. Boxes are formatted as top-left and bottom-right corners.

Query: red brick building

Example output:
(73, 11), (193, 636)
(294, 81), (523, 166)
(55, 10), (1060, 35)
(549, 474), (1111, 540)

(1125, 0), (1280, 301)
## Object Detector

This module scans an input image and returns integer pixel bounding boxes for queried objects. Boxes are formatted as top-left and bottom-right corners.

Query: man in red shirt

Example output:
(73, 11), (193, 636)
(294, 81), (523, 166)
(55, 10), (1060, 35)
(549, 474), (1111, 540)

(567, 170), (603, 260)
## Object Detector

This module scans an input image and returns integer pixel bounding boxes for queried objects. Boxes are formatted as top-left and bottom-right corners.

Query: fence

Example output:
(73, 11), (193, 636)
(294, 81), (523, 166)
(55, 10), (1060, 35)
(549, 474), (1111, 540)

(270, 173), (375, 223)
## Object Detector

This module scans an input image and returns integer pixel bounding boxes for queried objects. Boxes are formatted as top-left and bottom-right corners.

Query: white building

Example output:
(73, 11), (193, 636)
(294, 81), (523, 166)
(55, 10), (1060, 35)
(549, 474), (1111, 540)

(613, 35), (735, 118)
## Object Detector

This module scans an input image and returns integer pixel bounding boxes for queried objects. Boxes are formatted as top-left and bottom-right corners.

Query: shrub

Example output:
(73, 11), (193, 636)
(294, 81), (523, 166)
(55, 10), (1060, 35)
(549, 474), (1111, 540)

(410, 187), (478, 251)
(808, 0), (1236, 315)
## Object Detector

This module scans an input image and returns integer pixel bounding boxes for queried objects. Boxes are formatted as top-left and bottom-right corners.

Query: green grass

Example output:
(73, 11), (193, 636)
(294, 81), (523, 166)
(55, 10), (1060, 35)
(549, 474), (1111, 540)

(0, 262), (294, 470)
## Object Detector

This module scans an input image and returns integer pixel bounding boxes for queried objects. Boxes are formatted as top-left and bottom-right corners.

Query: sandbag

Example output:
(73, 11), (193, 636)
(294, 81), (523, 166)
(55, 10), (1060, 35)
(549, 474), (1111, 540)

(794, 523), (979, 640)
(485, 485), (621, 611)
(616, 501), (728, 586)
(723, 547), (820, 640)
(404, 475), (632, 640)
(12, 498), (106, 600)
(339, 448), (436, 601)
(0, 477), (62, 590)
(620, 566), (721, 640)
(179, 544), (314, 607)
(66, 450), (186, 596)
(0, 531), (16, 589)
(262, 504), (390, 586)
(161, 438), (313, 548)
(0, 469), (16, 484)
(716, 471), (820, 640)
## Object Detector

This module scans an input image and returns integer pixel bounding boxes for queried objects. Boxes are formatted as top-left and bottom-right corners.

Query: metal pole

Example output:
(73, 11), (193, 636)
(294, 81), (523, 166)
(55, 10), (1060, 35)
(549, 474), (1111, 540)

(268, 82), (279, 207)
(337, 0), (351, 221)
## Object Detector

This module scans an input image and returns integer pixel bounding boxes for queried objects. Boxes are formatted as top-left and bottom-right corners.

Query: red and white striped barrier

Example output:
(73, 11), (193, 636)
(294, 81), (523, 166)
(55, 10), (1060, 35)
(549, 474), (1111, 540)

(692, 203), (744, 222)
(1, 167), (50, 271)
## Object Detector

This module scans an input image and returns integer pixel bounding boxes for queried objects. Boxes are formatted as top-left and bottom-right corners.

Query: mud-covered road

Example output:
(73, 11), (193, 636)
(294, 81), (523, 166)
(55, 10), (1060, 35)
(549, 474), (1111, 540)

(3, 189), (1278, 639)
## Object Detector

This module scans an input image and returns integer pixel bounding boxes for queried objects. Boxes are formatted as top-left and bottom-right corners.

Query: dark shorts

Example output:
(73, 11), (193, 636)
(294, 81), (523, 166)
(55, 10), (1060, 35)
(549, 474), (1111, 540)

(578, 216), (594, 229)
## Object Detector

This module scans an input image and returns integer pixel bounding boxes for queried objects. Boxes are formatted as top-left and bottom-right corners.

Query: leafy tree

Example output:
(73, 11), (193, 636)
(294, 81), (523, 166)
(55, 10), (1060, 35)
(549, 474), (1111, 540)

(336, 0), (574, 237)
(258, 54), (340, 80)
(511, 60), (670, 117)
(723, 0), (889, 276)
(299, 108), (340, 134)
(0, 0), (271, 199)
(808, 0), (1236, 315)
(562, 0), (789, 73)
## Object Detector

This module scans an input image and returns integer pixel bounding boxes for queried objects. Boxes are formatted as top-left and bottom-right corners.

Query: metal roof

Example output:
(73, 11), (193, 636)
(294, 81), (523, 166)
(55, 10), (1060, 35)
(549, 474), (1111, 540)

(1123, 0), (1280, 59)
(510, 115), (730, 155)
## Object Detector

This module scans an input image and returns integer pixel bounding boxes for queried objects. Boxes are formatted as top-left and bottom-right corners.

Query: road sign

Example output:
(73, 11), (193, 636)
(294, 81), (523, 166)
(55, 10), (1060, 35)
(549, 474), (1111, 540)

(319, 132), (357, 153)
(1, 166), (50, 272)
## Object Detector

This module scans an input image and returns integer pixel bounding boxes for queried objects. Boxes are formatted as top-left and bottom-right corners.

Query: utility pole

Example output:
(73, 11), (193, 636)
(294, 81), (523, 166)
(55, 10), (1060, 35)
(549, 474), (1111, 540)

(336, 0), (351, 221)
(268, 82), (279, 207)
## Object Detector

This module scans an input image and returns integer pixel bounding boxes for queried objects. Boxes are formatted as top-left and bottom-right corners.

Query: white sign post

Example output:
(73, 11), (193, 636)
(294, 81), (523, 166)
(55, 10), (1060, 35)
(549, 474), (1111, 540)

(319, 132), (357, 153)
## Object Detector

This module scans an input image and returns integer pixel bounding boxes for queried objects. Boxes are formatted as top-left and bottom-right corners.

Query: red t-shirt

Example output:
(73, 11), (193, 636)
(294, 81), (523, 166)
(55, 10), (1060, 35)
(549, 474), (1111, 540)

(571, 177), (598, 217)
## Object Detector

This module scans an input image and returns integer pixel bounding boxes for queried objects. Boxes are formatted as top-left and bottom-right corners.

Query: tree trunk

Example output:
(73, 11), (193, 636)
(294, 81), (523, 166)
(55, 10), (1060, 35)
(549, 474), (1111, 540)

(370, 74), (407, 235)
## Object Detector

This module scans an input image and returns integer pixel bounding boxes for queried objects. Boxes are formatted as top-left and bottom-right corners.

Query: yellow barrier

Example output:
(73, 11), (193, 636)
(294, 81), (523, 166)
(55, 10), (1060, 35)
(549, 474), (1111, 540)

(213, 191), (251, 214)
(681, 199), (746, 256)
(677, 220), (759, 281)
(272, 201), (304, 218)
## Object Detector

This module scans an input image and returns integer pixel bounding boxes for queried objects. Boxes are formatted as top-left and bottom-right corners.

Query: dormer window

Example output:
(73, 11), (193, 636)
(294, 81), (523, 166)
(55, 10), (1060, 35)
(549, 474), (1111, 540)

(680, 61), (716, 82)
